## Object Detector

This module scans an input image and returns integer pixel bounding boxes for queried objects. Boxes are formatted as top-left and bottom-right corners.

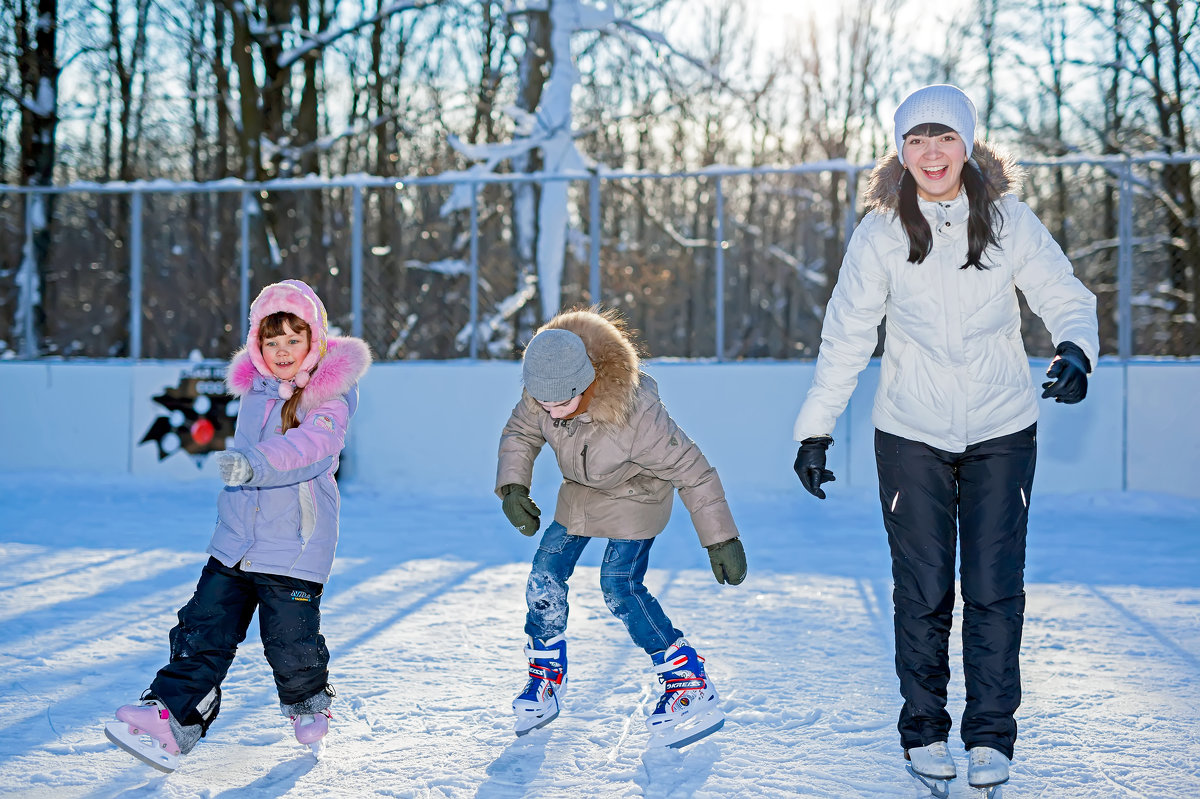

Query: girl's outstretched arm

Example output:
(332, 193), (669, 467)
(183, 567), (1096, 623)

(240, 393), (353, 487)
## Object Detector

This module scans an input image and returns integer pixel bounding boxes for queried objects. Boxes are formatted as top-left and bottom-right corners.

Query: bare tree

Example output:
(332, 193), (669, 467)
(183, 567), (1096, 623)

(1137, 0), (1199, 353)
(12, 0), (58, 356)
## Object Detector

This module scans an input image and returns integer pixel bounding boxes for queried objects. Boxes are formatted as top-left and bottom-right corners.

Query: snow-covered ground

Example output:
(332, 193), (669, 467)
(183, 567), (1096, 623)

(2, 472), (1198, 798)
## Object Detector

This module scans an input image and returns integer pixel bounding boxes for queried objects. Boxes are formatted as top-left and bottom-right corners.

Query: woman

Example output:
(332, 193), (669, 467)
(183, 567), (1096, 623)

(791, 84), (1097, 795)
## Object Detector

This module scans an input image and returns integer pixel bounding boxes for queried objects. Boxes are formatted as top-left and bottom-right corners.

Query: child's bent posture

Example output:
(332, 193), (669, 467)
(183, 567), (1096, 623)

(496, 308), (747, 749)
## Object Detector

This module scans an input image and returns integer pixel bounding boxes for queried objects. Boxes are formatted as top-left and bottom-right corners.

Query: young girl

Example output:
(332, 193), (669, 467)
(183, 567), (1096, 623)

(792, 85), (1098, 796)
(105, 279), (371, 771)
(496, 308), (747, 749)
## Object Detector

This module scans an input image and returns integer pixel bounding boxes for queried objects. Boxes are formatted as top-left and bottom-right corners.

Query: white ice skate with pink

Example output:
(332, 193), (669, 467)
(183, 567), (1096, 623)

(291, 710), (331, 756)
(104, 699), (181, 773)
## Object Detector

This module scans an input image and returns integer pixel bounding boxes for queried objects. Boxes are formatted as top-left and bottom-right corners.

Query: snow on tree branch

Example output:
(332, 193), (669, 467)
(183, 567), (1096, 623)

(277, 0), (441, 70)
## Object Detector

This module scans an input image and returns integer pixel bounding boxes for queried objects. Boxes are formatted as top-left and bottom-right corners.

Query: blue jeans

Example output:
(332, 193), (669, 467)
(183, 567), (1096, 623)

(525, 521), (683, 654)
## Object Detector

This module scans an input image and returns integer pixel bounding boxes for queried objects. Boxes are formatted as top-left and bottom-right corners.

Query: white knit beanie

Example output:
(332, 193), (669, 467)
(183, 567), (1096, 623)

(893, 84), (978, 165)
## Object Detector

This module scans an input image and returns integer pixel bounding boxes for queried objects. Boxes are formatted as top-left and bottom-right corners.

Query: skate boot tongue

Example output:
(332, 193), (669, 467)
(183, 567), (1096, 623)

(906, 741), (957, 779)
(967, 746), (1010, 789)
(653, 638), (691, 666)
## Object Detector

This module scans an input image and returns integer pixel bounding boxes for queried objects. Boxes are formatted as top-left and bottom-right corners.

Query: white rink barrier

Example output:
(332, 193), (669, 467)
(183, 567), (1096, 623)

(1, 359), (1196, 498)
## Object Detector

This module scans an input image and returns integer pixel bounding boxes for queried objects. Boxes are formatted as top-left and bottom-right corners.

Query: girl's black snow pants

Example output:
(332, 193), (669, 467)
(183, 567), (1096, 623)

(149, 557), (330, 732)
(875, 424), (1037, 761)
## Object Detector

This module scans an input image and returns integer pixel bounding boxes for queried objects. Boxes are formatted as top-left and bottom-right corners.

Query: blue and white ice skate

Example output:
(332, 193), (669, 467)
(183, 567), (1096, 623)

(513, 634), (567, 736)
(645, 638), (725, 749)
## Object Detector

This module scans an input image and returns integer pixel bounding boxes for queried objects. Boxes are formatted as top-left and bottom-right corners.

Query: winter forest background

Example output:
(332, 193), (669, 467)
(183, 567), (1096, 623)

(0, 0), (1197, 362)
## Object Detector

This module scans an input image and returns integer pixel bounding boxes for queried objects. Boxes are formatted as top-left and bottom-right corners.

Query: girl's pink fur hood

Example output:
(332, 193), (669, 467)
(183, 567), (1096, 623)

(226, 336), (371, 415)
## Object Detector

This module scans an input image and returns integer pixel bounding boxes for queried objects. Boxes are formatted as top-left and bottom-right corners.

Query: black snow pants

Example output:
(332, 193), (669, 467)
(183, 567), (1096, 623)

(875, 423), (1037, 761)
(149, 557), (330, 732)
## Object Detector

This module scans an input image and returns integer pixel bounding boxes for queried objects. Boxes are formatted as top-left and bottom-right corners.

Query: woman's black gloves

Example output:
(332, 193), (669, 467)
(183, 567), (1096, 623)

(500, 483), (541, 536)
(794, 435), (835, 499)
(1041, 341), (1090, 404)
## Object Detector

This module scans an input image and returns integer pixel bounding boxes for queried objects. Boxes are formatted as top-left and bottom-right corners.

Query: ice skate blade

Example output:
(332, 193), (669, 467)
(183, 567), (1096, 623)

(513, 706), (559, 736)
(104, 720), (178, 773)
(906, 765), (951, 799)
(662, 716), (724, 749)
(647, 706), (725, 749)
(970, 783), (1003, 798)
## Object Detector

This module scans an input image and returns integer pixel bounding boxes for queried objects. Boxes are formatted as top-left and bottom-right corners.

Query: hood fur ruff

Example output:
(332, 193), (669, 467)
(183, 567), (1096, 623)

(863, 140), (1025, 213)
(534, 309), (641, 428)
(227, 336), (371, 416)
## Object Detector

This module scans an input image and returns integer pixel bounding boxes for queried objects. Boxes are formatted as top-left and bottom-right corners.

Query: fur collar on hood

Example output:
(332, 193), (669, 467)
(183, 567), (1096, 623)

(863, 140), (1025, 213)
(226, 336), (371, 416)
(535, 309), (641, 428)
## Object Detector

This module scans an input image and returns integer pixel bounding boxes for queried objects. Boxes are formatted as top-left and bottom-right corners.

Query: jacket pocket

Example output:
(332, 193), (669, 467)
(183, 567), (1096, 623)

(581, 444), (590, 482)
(619, 474), (671, 505)
(298, 481), (317, 544)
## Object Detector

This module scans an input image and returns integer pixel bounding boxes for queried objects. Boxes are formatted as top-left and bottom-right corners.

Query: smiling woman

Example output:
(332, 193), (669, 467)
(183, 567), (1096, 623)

(901, 128), (969, 202)
(792, 83), (1099, 798)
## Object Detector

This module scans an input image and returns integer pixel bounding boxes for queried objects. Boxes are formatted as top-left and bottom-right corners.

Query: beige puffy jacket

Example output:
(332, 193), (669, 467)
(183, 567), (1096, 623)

(496, 309), (739, 547)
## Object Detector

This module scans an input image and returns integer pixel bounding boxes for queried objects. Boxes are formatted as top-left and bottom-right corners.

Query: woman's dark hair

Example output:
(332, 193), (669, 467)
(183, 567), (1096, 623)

(258, 310), (311, 432)
(897, 123), (1003, 269)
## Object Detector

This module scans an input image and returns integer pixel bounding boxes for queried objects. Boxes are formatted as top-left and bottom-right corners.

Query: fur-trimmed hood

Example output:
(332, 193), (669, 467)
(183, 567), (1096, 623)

(245, 280), (330, 394)
(533, 308), (641, 428)
(226, 336), (371, 415)
(863, 140), (1025, 213)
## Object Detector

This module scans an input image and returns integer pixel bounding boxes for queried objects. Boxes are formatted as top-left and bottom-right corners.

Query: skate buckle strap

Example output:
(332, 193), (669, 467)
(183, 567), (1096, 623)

(525, 646), (562, 659)
(528, 664), (563, 684)
(158, 709), (169, 720)
(652, 652), (704, 675)
(664, 676), (705, 692)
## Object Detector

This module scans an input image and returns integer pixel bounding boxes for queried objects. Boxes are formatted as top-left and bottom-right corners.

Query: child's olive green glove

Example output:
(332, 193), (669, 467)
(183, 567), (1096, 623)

(705, 537), (747, 585)
(500, 483), (541, 536)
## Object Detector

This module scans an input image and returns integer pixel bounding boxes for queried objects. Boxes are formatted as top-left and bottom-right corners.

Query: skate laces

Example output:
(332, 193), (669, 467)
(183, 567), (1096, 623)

(926, 740), (950, 760)
(970, 747), (993, 766)
(141, 699), (170, 720)
(134, 698), (171, 721)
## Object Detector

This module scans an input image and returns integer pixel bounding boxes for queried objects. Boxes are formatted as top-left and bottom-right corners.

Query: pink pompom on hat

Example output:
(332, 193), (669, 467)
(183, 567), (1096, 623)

(246, 279), (330, 398)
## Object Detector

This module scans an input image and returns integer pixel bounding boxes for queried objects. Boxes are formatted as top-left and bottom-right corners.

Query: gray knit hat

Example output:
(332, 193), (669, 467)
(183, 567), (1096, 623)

(893, 84), (977, 165)
(522, 328), (596, 402)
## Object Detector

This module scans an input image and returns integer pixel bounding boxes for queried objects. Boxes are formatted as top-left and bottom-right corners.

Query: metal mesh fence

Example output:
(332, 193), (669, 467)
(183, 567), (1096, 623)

(2, 154), (1197, 361)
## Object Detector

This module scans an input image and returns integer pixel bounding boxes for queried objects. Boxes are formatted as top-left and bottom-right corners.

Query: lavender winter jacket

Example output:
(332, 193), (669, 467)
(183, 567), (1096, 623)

(208, 337), (371, 584)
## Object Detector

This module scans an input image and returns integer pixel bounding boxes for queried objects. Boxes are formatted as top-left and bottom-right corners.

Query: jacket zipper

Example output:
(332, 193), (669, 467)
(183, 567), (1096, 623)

(581, 444), (590, 481)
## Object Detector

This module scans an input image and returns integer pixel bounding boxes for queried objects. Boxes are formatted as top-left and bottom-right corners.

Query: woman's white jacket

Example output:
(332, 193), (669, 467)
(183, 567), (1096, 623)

(793, 143), (1099, 452)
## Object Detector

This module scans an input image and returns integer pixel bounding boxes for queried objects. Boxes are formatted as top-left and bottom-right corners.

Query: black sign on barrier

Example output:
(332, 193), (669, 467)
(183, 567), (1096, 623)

(140, 363), (238, 464)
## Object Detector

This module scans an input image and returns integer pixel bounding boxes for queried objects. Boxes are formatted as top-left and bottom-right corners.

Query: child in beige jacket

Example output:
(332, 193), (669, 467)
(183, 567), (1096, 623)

(496, 308), (746, 749)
